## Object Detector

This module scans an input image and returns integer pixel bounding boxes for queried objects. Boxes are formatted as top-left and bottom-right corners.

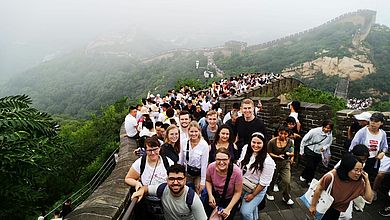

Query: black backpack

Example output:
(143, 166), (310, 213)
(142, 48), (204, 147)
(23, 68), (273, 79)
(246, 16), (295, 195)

(137, 135), (148, 150)
(140, 155), (170, 177)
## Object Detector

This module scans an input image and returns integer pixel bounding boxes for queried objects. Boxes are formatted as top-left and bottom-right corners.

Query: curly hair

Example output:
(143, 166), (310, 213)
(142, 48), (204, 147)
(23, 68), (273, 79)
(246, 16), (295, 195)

(240, 132), (267, 172)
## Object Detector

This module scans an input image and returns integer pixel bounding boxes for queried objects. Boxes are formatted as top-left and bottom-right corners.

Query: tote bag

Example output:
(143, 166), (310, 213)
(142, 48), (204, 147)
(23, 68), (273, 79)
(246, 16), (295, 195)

(299, 172), (334, 218)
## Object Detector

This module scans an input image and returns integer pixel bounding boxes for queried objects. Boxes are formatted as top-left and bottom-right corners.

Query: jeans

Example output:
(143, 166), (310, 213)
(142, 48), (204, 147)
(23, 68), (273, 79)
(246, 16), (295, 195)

(241, 186), (268, 220)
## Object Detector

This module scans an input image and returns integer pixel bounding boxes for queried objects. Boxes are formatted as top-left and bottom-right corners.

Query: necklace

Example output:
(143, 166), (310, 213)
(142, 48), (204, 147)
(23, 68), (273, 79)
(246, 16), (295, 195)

(148, 156), (159, 185)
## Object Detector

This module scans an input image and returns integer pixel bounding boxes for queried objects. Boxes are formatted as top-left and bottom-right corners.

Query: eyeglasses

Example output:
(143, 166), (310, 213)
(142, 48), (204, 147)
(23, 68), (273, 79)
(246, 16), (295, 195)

(352, 169), (363, 174)
(168, 177), (185, 182)
(146, 148), (160, 153)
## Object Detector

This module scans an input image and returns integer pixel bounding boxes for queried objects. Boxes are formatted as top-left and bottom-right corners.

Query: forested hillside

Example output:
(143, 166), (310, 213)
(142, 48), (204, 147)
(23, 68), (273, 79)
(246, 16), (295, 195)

(0, 95), (129, 219)
(0, 51), (207, 117)
(1, 20), (389, 118)
(213, 22), (357, 92)
(349, 24), (390, 98)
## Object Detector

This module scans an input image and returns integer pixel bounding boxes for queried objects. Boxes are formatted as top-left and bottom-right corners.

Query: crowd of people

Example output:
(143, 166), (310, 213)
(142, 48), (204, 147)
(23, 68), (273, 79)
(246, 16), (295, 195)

(122, 72), (387, 220)
(125, 98), (275, 220)
(347, 97), (373, 110)
(123, 87), (387, 220)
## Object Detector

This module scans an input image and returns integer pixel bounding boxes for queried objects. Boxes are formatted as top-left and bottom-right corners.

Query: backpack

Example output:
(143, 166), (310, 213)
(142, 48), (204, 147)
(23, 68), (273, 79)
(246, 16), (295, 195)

(137, 135), (148, 150)
(140, 155), (170, 177)
(156, 183), (195, 211)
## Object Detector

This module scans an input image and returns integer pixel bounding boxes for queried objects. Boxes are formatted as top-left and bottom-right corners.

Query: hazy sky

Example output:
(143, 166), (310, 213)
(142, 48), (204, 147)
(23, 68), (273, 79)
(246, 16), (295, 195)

(1, 0), (389, 79)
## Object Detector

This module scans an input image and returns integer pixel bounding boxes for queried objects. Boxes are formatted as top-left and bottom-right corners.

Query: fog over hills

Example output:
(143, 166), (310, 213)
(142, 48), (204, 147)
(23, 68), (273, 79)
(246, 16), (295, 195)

(1, 0), (390, 81)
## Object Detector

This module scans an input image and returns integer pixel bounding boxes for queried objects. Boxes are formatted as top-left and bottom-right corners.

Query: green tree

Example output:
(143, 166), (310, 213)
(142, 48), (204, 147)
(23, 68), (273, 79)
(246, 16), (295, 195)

(286, 85), (347, 119)
(0, 95), (68, 218)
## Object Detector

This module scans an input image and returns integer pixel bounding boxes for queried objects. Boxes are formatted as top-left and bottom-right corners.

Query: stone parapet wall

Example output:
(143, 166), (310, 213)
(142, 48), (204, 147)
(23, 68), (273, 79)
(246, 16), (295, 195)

(329, 110), (390, 168)
(246, 9), (376, 52)
(219, 77), (302, 117)
(65, 125), (137, 220)
(279, 102), (333, 132)
(240, 77), (303, 99)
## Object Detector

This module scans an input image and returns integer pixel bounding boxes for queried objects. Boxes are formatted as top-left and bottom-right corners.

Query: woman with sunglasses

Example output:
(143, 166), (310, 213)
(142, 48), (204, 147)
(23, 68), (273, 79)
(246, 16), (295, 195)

(238, 132), (275, 220)
(125, 136), (174, 219)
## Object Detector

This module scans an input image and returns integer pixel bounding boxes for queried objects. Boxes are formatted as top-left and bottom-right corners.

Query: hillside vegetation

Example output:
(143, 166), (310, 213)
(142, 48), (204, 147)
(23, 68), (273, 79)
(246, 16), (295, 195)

(0, 95), (128, 219)
(1, 51), (207, 117)
(1, 21), (389, 118)
(349, 24), (390, 99)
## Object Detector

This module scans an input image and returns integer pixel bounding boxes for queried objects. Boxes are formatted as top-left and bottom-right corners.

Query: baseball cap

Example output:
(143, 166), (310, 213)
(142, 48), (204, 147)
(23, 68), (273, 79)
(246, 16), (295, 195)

(354, 112), (371, 121)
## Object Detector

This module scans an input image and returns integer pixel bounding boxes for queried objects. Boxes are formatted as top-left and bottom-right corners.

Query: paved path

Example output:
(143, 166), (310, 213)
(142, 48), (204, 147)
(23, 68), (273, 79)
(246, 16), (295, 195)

(233, 164), (389, 219)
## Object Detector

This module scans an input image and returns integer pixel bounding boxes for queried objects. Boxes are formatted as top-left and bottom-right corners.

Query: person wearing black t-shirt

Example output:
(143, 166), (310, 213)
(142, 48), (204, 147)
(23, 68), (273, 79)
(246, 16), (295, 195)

(235, 98), (267, 158)
(183, 99), (196, 115)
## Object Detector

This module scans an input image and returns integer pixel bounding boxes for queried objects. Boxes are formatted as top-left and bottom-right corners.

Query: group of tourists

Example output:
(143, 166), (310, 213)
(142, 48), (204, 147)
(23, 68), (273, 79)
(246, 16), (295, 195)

(302, 110), (388, 219)
(347, 97), (373, 110)
(124, 97), (298, 220)
(122, 72), (388, 220)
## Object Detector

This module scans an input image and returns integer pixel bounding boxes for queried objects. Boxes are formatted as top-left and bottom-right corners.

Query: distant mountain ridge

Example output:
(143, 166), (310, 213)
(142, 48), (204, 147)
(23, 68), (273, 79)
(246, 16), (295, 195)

(1, 9), (389, 118)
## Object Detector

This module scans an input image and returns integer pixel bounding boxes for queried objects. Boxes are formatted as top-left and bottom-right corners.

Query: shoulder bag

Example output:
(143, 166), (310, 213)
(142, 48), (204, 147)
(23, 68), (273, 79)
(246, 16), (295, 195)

(299, 172), (334, 218)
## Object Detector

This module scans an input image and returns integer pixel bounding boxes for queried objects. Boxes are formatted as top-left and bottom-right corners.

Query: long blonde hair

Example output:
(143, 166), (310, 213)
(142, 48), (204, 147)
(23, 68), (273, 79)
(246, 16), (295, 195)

(164, 125), (180, 154)
(188, 121), (202, 141)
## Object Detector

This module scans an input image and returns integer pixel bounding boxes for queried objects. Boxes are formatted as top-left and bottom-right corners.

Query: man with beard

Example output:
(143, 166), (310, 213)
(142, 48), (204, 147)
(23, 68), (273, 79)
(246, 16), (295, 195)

(179, 110), (191, 142)
(132, 164), (207, 220)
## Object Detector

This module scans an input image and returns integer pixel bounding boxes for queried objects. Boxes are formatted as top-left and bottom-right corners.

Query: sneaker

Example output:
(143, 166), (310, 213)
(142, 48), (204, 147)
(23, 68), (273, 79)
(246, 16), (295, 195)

(273, 184), (279, 192)
(299, 176), (306, 182)
(282, 197), (294, 205)
(379, 206), (390, 217)
(266, 194), (275, 201)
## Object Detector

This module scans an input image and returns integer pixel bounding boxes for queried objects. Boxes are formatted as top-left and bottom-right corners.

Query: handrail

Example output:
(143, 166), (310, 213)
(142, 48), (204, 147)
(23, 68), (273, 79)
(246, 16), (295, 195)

(41, 148), (118, 219)
(121, 197), (138, 220)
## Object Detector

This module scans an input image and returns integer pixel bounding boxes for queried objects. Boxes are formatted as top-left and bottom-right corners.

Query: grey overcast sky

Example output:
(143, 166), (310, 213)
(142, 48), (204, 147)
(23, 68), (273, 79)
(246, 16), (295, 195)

(0, 0), (389, 79)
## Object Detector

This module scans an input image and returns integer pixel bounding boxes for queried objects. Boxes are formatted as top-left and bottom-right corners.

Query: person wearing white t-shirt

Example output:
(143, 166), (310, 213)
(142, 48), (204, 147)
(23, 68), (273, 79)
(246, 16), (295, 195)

(124, 106), (138, 138)
(179, 121), (209, 195)
(201, 98), (212, 113)
(350, 113), (388, 178)
(288, 101), (301, 133)
(125, 136), (174, 218)
(179, 110), (191, 143)
(222, 102), (241, 124)
(238, 132), (275, 220)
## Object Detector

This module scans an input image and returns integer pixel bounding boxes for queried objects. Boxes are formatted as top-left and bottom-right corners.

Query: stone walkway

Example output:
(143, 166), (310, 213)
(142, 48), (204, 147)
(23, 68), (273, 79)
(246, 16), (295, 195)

(233, 164), (390, 220)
